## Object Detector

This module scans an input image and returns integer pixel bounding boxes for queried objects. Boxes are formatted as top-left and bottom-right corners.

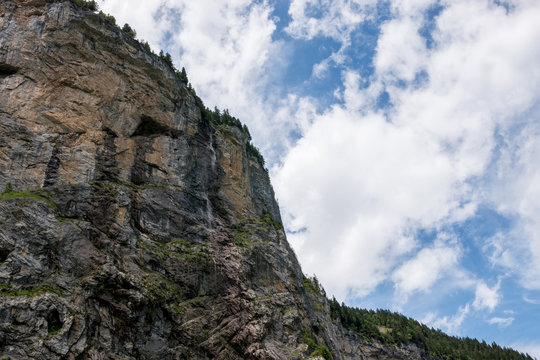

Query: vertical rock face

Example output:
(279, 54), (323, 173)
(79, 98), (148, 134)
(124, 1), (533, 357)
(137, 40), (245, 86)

(0, 1), (435, 359)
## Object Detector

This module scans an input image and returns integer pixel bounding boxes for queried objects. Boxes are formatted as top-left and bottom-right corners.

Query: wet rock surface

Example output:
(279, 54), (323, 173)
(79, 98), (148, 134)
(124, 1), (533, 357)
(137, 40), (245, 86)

(0, 1), (436, 359)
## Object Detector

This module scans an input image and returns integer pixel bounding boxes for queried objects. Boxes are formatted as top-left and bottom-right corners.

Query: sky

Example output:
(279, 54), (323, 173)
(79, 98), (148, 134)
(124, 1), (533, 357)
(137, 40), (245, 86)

(98, 0), (540, 357)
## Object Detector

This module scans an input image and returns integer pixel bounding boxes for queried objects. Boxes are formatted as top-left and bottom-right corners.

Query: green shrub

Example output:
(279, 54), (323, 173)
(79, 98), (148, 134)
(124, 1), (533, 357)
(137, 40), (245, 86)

(302, 330), (318, 349)
(246, 142), (264, 167)
(311, 344), (332, 360)
(98, 11), (117, 26)
(0, 189), (57, 210)
(159, 50), (173, 67)
(261, 212), (283, 230)
(302, 330), (332, 360)
(141, 41), (152, 53)
(176, 67), (188, 84)
(121, 23), (136, 38)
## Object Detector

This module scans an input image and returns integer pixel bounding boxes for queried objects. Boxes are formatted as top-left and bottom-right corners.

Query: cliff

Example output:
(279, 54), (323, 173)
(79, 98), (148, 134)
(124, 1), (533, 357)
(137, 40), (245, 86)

(0, 2), (527, 360)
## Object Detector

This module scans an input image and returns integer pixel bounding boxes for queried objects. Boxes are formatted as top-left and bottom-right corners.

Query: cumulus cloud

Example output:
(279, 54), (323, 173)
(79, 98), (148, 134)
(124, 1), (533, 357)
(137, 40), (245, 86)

(375, 16), (427, 83)
(273, 101), (465, 298)
(275, 0), (540, 305)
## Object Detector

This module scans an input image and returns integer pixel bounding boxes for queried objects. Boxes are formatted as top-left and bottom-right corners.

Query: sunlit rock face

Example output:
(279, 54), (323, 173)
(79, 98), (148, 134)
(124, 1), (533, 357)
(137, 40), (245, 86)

(0, 1), (437, 359)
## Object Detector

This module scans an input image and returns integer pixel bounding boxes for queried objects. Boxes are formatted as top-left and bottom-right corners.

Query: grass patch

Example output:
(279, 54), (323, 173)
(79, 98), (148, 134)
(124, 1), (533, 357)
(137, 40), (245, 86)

(0, 189), (57, 210)
(0, 284), (64, 298)
(0, 184), (83, 225)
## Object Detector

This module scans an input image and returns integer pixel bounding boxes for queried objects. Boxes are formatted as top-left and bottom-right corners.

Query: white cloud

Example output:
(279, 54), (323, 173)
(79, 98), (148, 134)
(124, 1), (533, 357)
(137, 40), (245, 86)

(392, 235), (460, 297)
(472, 280), (501, 312)
(389, 0), (434, 17)
(523, 296), (540, 305)
(98, 1), (172, 50)
(487, 316), (514, 328)
(484, 119), (540, 289)
(274, 102), (466, 298)
(286, 0), (378, 79)
(286, 0), (376, 42)
(376, 16), (428, 83)
(423, 304), (470, 335)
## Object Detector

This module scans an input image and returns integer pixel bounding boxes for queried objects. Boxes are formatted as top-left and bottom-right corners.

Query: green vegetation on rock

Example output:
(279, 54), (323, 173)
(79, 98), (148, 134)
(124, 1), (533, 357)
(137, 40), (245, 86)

(0, 284), (64, 298)
(303, 275), (325, 297)
(0, 186), (57, 210)
(261, 212), (283, 230)
(302, 330), (332, 360)
(159, 50), (174, 67)
(143, 271), (185, 303)
(233, 230), (252, 247)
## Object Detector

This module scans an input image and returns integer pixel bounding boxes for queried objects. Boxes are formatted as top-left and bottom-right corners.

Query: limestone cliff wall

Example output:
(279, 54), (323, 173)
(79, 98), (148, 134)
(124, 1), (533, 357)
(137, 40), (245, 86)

(0, 1), (434, 359)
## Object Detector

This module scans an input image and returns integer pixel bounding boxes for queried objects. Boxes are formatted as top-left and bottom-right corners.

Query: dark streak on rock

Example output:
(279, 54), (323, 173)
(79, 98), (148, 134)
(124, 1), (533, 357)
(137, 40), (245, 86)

(43, 145), (61, 187)
(94, 130), (118, 182)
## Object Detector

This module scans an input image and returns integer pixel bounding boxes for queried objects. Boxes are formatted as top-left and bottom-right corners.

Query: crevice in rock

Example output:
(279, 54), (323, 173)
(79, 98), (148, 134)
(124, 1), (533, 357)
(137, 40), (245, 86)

(47, 309), (63, 334)
(0, 248), (10, 263)
(0, 63), (19, 79)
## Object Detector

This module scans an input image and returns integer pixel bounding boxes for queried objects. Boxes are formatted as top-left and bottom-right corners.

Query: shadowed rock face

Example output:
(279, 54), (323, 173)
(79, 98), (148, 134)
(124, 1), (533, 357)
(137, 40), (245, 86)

(0, 1), (435, 359)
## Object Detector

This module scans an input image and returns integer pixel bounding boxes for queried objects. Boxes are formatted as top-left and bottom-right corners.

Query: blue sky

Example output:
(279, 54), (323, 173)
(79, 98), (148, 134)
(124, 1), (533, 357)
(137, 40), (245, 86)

(99, 0), (540, 357)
